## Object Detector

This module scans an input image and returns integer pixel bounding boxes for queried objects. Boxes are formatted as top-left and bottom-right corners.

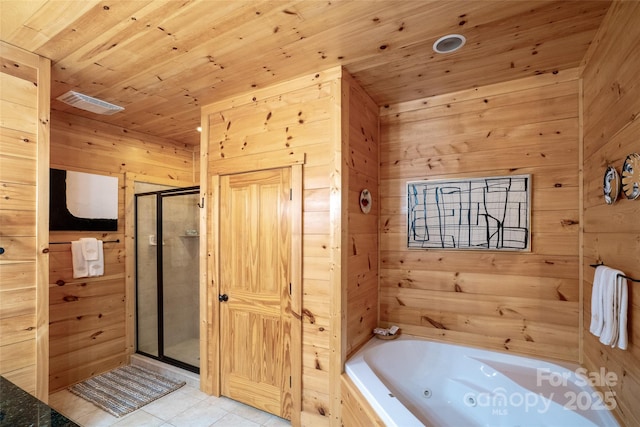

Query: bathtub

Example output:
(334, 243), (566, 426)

(345, 335), (619, 427)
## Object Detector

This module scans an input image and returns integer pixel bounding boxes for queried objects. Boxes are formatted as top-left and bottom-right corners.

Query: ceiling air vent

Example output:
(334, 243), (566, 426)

(56, 91), (124, 115)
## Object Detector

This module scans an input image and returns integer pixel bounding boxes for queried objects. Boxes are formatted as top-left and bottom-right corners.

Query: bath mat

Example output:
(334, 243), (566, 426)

(68, 365), (185, 417)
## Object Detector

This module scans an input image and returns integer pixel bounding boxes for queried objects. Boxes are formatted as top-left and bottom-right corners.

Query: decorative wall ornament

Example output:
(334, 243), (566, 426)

(621, 153), (640, 200)
(603, 166), (621, 205)
(50, 168), (118, 231)
(407, 175), (531, 251)
(359, 189), (372, 214)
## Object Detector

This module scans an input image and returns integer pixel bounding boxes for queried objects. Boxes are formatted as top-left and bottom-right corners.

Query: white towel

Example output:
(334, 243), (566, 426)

(598, 268), (618, 345)
(71, 239), (104, 278)
(589, 265), (607, 336)
(87, 240), (104, 277)
(80, 237), (99, 261)
(71, 241), (88, 278)
(591, 265), (628, 350)
(616, 275), (628, 350)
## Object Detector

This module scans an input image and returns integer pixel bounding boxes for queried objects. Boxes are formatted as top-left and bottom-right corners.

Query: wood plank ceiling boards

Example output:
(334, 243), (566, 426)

(0, 0), (611, 146)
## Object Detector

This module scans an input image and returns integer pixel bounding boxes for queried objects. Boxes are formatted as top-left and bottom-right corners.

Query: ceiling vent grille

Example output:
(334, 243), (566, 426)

(56, 91), (124, 115)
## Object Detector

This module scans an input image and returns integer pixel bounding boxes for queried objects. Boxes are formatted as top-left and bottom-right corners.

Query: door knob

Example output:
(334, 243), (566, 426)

(218, 294), (229, 302)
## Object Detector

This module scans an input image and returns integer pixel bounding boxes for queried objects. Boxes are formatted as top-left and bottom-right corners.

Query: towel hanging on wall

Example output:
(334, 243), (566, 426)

(71, 238), (104, 278)
(80, 237), (99, 260)
(589, 265), (628, 350)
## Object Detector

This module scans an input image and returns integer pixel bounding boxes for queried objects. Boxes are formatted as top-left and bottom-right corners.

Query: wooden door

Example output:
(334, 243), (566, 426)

(219, 168), (292, 418)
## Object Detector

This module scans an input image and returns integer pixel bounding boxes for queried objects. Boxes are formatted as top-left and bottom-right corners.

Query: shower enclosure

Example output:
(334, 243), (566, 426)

(135, 185), (200, 373)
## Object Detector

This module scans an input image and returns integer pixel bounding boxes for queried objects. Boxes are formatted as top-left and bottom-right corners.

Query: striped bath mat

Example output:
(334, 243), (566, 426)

(68, 365), (185, 417)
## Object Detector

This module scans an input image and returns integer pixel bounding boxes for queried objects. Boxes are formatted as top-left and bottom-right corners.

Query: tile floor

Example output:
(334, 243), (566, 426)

(48, 356), (290, 427)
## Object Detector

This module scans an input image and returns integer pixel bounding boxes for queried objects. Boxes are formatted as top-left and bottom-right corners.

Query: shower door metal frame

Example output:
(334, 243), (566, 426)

(135, 185), (200, 373)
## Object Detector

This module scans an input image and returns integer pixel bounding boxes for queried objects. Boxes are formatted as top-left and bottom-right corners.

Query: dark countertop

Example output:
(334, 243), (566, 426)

(0, 376), (79, 427)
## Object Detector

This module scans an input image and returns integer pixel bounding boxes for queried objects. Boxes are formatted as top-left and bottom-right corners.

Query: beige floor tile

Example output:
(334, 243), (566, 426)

(166, 400), (228, 427)
(49, 389), (100, 422)
(177, 385), (211, 402)
(48, 366), (282, 427)
(142, 389), (202, 421)
(110, 410), (165, 427)
(210, 413), (261, 427)
(74, 408), (119, 427)
(263, 415), (291, 427)
(228, 402), (274, 425)
(208, 396), (244, 412)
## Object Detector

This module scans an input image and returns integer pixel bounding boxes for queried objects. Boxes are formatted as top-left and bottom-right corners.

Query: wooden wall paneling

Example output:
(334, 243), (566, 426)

(203, 72), (329, 425)
(203, 173), (219, 397)
(583, 119), (640, 211)
(202, 68), (350, 426)
(0, 41), (50, 400)
(379, 70), (581, 363)
(578, 76), (585, 364)
(51, 112), (195, 180)
(290, 164), (303, 426)
(48, 112), (196, 392)
(47, 237), (127, 390)
(198, 114), (213, 395)
(0, 339), (36, 377)
(329, 75), (347, 427)
(581, 2), (640, 425)
(381, 164), (579, 199)
(342, 72), (380, 361)
(581, 4), (640, 158)
(381, 268), (579, 302)
(48, 343), (127, 392)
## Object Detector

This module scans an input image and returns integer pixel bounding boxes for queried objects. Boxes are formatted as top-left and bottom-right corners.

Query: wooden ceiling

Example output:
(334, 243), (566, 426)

(1, 0), (611, 146)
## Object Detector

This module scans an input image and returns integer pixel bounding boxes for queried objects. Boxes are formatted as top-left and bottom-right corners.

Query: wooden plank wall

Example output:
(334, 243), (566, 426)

(203, 68), (341, 426)
(343, 74), (379, 358)
(203, 67), (377, 426)
(379, 70), (582, 362)
(48, 111), (195, 392)
(0, 41), (50, 401)
(581, 2), (640, 426)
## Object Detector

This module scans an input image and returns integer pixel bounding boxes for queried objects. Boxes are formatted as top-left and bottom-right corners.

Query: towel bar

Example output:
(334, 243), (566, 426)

(590, 263), (640, 283)
(49, 239), (120, 245)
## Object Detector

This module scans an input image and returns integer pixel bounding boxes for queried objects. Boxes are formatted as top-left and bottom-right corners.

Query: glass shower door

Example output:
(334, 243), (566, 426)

(135, 193), (159, 358)
(161, 191), (200, 369)
(135, 186), (200, 373)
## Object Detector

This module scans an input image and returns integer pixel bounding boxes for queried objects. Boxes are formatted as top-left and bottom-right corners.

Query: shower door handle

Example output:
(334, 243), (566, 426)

(218, 294), (229, 302)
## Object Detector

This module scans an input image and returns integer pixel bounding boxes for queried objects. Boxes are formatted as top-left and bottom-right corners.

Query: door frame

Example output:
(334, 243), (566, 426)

(202, 152), (303, 425)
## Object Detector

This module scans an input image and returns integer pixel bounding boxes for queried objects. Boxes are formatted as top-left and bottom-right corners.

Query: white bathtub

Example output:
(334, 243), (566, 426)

(345, 335), (619, 427)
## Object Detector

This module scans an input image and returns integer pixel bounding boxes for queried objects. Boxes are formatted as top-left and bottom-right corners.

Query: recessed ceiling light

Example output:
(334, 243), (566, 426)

(433, 34), (466, 54)
(197, 126), (202, 132)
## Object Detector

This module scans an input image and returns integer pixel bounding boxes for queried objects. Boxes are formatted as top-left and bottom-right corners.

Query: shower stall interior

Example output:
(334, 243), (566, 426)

(135, 184), (200, 373)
